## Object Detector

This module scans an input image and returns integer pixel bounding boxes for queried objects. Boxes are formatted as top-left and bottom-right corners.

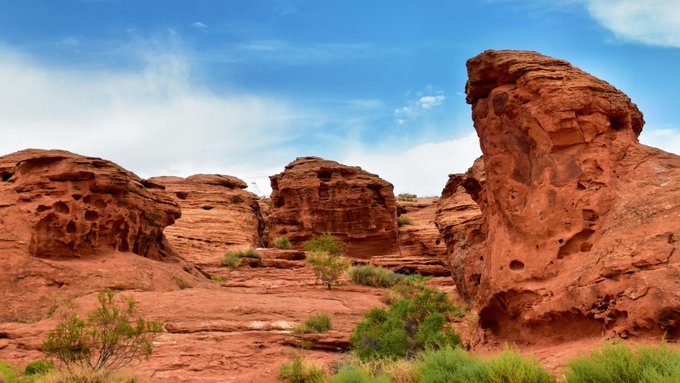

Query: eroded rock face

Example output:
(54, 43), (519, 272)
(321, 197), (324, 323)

(435, 158), (485, 292)
(0, 149), (180, 260)
(460, 50), (680, 342)
(269, 157), (398, 258)
(0, 149), (204, 321)
(149, 175), (264, 266)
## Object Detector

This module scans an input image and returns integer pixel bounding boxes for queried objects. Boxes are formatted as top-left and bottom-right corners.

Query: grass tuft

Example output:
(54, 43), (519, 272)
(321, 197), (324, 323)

(278, 357), (327, 383)
(295, 313), (332, 334)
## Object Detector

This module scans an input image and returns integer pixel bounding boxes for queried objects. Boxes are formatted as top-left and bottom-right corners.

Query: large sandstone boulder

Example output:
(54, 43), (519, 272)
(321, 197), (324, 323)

(149, 175), (265, 266)
(457, 50), (680, 342)
(0, 149), (204, 321)
(269, 157), (398, 258)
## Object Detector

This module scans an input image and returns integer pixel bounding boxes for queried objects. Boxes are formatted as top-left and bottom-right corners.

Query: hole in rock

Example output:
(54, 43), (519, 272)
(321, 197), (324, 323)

(72, 194), (82, 201)
(83, 195), (92, 204)
(202, 206), (214, 211)
(435, 239), (441, 245)
(66, 221), (76, 233)
(558, 239), (564, 244)
(53, 201), (70, 214)
(1, 172), (12, 181)
(84, 210), (99, 221)
(175, 192), (189, 200)
(317, 171), (332, 182)
(557, 229), (595, 259)
(609, 115), (626, 131)
(37, 205), (51, 212)
(318, 184), (330, 200)
(509, 260), (525, 270)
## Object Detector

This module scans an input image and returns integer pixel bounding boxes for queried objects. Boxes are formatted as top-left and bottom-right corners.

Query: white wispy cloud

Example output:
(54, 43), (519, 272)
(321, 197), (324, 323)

(394, 87), (447, 126)
(418, 95), (446, 109)
(192, 21), (208, 30)
(0, 44), (303, 194)
(581, 0), (680, 48)
(342, 132), (482, 196)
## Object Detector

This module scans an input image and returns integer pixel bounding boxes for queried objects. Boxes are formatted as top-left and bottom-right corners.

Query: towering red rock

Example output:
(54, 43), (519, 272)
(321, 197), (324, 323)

(268, 157), (398, 258)
(459, 50), (680, 342)
(149, 175), (265, 266)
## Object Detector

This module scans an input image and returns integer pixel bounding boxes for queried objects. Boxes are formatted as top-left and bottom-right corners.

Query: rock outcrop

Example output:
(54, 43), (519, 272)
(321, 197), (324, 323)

(0, 149), (180, 260)
(0, 149), (204, 321)
(457, 50), (680, 342)
(435, 158), (485, 290)
(149, 175), (265, 266)
(268, 157), (398, 258)
(367, 198), (449, 276)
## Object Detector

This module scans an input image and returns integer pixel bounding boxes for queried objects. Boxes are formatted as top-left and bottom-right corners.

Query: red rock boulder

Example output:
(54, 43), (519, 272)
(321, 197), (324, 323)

(149, 175), (265, 266)
(268, 157), (398, 258)
(458, 50), (680, 342)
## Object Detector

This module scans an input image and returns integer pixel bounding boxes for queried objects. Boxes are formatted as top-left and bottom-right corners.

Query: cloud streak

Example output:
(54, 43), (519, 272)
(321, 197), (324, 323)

(581, 0), (680, 48)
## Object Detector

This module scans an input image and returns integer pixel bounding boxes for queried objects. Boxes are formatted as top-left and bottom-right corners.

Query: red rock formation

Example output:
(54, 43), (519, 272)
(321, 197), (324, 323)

(458, 50), (680, 342)
(0, 149), (204, 321)
(435, 158), (485, 291)
(268, 157), (398, 258)
(149, 175), (264, 266)
(0, 149), (180, 260)
(367, 198), (449, 276)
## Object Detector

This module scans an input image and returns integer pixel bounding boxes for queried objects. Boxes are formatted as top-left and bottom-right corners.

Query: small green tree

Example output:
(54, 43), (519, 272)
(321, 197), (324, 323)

(275, 237), (292, 249)
(302, 233), (345, 256)
(306, 251), (351, 290)
(42, 290), (162, 373)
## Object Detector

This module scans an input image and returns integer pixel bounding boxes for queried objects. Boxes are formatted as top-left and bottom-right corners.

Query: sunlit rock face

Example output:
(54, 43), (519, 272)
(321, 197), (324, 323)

(456, 50), (680, 342)
(268, 156), (398, 258)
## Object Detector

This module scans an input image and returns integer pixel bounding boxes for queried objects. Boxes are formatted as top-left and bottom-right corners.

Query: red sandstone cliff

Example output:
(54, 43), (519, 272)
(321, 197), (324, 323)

(268, 157), (398, 258)
(456, 50), (680, 342)
(149, 174), (265, 266)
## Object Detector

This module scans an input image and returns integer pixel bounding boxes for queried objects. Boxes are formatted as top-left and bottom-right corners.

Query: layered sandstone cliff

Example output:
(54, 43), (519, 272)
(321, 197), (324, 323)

(149, 175), (265, 266)
(268, 157), (398, 258)
(456, 50), (680, 342)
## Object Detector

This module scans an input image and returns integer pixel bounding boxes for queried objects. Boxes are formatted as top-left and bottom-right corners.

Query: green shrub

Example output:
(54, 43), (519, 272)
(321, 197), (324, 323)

(332, 358), (418, 383)
(565, 343), (680, 383)
(350, 265), (403, 288)
(278, 357), (326, 383)
(42, 290), (162, 373)
(303, 233), (345, 256)
(306, 251), (351, 290)
(418, 346), (554, 383)
(220, 253), (242, 268)
(349, 287), (461, 360)
(396, 216), (412, 227)
(210, 275), (227, 283)
(397, 193), (417, 202)
(330, 366), (391, 383)
(36, 368), (144, 383)
(296, 313), (332, 334)
(275, 237), (292, 249)
(225, 247), (261, 259)
(24, 360), (54, 376)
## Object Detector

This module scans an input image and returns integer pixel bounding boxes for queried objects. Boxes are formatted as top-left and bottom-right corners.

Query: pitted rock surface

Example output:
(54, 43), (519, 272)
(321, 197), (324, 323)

(269, 157), (398, 258)
(458, 50), (680, 342)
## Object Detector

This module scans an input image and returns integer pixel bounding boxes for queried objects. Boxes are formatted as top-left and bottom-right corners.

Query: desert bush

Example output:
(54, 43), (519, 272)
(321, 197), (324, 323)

(397, 193), (417, 202)
(302, 233), (345, 256)
(225, 247), (261, 259)
(330, 366), (391, 383)
(296, 313), (332, 334)
(220, 253), (242, 268)
(209, 275), (227, 283)
(0, 359), (54, 383)
(42, 290), (162, 373)
(350, 265), (403, 288)
(396, 216), (412, 227)
(418, 346), (554, 383)
(349, 287), (461, 360)
(275, 237), (292, 249)
(278, 357), (326, 383)
(332, 358), (418, 383)
(564, 342), (680, 383)
(306, 251), (351, 290)
(36, 368), (145, 383)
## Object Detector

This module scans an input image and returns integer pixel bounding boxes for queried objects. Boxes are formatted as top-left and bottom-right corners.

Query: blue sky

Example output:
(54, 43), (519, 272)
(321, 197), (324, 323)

(0, 0), (678, 195)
